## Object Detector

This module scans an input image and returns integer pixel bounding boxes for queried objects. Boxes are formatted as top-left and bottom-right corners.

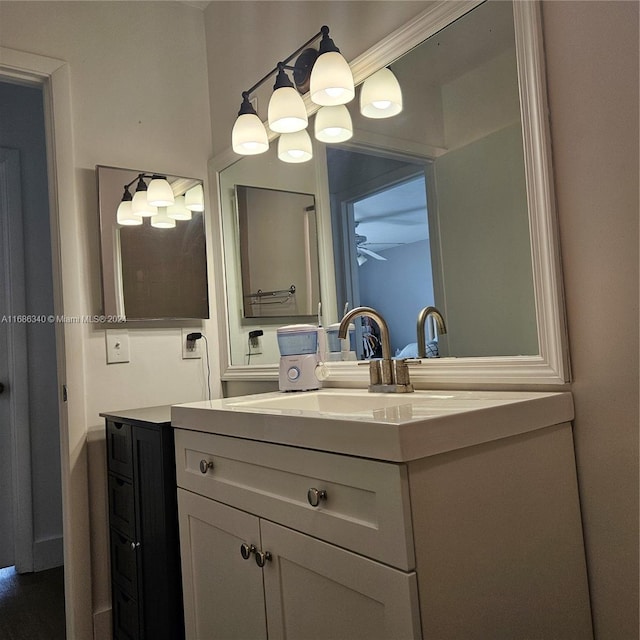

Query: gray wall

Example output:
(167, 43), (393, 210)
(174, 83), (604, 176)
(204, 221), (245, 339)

(542, 2), (639, 638)
(0, 81), (62, 569)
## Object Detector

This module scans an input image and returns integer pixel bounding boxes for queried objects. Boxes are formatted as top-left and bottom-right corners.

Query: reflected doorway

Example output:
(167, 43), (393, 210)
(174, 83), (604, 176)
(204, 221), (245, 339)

(328, 148), (438, 358)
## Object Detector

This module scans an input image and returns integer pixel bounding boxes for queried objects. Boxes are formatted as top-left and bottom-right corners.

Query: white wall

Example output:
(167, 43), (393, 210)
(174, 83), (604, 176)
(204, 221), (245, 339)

(0, 2), (215, 636)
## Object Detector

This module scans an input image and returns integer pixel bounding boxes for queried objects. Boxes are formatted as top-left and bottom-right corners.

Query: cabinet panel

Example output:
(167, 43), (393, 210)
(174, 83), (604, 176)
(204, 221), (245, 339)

(177, 488), (267, 640)
(112, 585), (140, 640)
(175, 429), (414, 570)
(110, 530), (138, 597)
(261, 520), (421, 640)
(107, 421), (133, 478)
(108, 475), (135, 537)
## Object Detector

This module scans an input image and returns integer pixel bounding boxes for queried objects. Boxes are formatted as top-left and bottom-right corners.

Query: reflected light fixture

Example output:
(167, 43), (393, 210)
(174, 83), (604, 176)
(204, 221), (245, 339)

(151, 207), (176, 229)
(115, 173), (202, 229)
(167, 195), (192, 221)
(185, 184), (205, 212)
(116, 187), (142, 226)
(314, 105), (353, 143)
(360, 67), (403, 118)
(147, 175), (175, 207)
(278, 129), (313, 163)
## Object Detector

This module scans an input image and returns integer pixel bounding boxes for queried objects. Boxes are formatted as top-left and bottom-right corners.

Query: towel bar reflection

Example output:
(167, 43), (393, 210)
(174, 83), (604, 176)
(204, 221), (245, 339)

(245, 284), (296, 305)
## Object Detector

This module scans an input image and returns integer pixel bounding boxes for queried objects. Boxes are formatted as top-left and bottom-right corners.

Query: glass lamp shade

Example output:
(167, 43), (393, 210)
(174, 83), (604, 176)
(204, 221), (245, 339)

(151, 207), (176, 229)
(278, 130), (313, 163)
(167, 195), (192, 221)
(131, 190), (157, 217)
(116, 200), (142, 226)
(185, 185), (205, 212)
(268, 86), (308, 133)
(314, 105), (353, 143)
(147, 177), (175, 207)
(360, 68), (403, 119)
(232, 113), (269, 155)
(310, 51), (355, 106)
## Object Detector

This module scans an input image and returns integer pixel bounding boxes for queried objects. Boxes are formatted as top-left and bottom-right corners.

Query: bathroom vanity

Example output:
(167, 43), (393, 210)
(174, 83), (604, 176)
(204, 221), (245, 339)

(171, 389), (593, 640)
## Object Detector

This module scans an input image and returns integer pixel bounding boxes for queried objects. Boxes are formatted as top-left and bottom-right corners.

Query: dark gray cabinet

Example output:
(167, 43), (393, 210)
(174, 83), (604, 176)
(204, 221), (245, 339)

(102, 407), (184, 640)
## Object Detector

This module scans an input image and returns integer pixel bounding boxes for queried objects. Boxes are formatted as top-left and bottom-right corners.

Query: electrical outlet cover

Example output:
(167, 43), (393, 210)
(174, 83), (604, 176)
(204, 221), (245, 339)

(182, 328), (202, 359)
(106, 329), (130, 364)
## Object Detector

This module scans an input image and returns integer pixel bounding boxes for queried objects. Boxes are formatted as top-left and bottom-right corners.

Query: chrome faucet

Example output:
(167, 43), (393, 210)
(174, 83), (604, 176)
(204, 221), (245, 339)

(416, 306), (447, 358)
(339, 306), (414, 393)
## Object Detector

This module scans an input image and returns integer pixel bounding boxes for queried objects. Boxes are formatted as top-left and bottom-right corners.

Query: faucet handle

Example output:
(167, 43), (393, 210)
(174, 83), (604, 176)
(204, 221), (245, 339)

(357, 360), (382, 385)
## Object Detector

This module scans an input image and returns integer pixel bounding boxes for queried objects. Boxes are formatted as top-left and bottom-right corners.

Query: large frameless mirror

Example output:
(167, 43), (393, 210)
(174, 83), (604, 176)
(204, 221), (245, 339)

(212, 0), (569, 385)
(97, 165), (209, 320)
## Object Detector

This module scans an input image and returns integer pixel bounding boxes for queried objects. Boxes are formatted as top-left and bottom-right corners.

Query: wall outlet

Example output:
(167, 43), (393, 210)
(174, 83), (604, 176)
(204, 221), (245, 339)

(248, 332), (262, 355)
(182, 328), (202, 359)
(106, 329), (130, 364)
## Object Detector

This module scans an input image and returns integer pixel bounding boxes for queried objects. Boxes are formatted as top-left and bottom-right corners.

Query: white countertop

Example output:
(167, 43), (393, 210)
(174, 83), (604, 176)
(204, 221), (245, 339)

(171, 389), (574, 462)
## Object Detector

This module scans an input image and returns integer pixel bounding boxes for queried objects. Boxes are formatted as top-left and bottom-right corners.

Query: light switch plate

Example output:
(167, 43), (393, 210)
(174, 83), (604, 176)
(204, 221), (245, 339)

(106, 329), (130, 364)
(182, 328), (202, 359)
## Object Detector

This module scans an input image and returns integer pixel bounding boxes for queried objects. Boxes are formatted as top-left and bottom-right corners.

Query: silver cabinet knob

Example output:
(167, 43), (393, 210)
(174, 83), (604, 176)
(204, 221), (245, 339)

(240, 543), (256, 560)
(254, 550), (272, 567)
(199, 459), (213, 474)
(130, 541), (140, 551)
(307, 488), (327, 507)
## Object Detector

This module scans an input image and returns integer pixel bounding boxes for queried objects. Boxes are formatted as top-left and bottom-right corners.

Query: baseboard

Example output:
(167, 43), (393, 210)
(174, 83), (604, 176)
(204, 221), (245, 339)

(93, 607), (112, 640)
(33, 535), (63, 571)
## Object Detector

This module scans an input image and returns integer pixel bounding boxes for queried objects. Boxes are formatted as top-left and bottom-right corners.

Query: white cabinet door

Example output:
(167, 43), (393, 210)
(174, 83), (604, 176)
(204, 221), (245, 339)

(261, 520), (421, 640)
(177, 488), (267, 640)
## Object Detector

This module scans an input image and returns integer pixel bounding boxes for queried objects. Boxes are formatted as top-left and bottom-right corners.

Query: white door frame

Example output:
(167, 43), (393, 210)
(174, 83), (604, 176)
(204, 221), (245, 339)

(0, 148), (33, 572)
(0, 48), (93, 638)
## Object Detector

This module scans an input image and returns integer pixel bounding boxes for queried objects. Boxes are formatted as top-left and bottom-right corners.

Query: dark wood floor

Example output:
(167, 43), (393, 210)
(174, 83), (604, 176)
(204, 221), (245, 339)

(0, 565), (65, 640)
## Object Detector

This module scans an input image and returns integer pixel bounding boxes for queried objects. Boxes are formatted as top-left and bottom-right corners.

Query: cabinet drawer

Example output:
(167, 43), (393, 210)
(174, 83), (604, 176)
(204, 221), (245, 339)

(108, 474), (135, 538)
(107, 421), (133, 478)
(112, 584), (140, 640)
(110, 529), (139, 598)
(175, 429), (415, 570)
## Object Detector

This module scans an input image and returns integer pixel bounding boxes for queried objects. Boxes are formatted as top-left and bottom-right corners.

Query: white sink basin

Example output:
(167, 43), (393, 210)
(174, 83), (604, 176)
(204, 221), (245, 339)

(172, 388), (573, 462)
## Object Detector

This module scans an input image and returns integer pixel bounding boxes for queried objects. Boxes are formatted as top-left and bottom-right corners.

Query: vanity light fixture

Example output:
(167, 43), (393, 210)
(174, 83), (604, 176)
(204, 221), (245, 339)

(268, 64), (308, 133)
(231, 25), (354, 157)
(360, 67), (403, 119)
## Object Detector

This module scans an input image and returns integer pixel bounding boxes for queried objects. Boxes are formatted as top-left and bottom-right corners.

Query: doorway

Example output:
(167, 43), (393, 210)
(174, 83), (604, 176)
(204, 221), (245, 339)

(0, 79), (64, 626)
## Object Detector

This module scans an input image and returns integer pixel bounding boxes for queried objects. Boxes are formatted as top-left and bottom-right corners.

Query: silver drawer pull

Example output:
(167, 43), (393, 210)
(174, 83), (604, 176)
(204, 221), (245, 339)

(199, 459), (214, 474)
(255, 550), (272, 567)
(130, 541), (140, 551)
(307, 488), (327, 507)
(240, 543), (256, 560)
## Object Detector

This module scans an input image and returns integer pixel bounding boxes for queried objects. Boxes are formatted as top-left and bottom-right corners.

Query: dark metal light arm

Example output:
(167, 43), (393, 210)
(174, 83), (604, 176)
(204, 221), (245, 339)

(242, 26), (330, 98)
